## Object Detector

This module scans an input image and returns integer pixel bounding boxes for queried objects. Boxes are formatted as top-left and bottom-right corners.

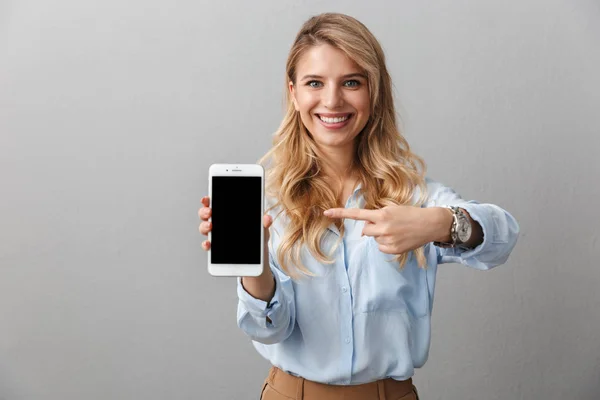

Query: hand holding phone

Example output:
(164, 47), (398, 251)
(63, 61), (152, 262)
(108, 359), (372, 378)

(201, 164), (269, 277)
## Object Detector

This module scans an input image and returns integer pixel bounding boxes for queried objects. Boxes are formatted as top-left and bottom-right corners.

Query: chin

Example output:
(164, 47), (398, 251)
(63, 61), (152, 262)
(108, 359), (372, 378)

(313, 135), (354, 148)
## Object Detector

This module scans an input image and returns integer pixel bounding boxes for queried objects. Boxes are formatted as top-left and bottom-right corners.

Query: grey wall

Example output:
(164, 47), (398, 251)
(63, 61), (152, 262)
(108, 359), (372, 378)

(1, 0), (599, 399)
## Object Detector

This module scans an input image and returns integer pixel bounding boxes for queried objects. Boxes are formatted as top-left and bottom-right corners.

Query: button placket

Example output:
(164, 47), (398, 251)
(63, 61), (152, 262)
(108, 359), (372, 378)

(338, 237), (354, 382)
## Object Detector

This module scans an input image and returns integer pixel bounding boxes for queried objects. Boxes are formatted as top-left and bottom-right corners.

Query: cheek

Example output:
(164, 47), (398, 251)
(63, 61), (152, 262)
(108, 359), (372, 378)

(296, 101), (315, 130)
(297, 96), (318, 120)
(300, 112), (314, 130)
(353, 94), (371, 131)
(355, 93), (371, 114)
(296, 91), (314, 109)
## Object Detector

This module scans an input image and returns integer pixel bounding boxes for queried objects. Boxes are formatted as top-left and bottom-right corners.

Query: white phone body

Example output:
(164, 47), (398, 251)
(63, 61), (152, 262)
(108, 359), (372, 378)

(207, 163), (264, 277)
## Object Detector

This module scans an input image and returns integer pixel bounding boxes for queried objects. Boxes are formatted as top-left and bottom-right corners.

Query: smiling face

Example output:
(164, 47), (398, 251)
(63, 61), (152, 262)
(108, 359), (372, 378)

(289, 44), (371, 153)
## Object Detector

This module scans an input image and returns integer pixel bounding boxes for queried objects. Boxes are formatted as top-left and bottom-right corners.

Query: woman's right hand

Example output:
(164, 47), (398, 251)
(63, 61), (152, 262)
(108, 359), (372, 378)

(198, 196), (276, 302)
(198, 196), (213, 251)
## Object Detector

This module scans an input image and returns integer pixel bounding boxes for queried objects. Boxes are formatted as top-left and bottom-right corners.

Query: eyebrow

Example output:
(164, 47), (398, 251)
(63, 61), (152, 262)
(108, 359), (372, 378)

(299, 73), (367, 81)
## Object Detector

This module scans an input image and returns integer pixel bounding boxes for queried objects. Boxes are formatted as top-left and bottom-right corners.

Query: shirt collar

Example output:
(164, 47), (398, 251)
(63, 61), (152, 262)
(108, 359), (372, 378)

(326, 182), (363, 237)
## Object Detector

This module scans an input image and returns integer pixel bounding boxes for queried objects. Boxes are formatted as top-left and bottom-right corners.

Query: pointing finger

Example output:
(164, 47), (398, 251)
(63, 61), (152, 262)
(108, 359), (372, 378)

(324, 208), (379, 222)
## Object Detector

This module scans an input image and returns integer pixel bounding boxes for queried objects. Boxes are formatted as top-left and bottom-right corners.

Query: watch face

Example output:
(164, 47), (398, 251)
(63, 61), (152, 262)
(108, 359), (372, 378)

(457, 219), (472, 242)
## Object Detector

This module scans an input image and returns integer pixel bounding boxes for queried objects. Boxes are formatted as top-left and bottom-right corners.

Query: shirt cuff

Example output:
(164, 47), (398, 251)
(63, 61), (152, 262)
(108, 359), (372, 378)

(456, 203), (489, 258)
(237, 274), (282, 328)
(438, 203), (490, 263)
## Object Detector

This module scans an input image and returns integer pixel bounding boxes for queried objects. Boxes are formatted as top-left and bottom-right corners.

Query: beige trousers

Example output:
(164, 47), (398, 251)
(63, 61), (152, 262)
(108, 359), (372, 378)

(260, 367), (420, 400)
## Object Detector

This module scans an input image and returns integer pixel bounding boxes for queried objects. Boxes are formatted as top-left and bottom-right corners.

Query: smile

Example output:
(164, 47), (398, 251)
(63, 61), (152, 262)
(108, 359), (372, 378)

(315, 113), (353, 129)
(318, 114), (350, 123)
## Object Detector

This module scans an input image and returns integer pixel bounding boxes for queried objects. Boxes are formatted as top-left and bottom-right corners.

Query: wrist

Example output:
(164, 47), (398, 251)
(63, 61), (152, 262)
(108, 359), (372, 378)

(241, 267), (275, 303)
(430, 207), (454, 243)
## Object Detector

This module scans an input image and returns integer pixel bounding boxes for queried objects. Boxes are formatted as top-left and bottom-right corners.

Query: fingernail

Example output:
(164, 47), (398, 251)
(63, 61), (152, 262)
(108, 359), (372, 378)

(323, 210), (332, 216)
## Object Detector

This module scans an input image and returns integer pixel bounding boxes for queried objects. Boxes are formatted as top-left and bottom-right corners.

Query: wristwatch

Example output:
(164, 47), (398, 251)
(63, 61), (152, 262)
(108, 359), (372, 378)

(433, 206), (473, 249)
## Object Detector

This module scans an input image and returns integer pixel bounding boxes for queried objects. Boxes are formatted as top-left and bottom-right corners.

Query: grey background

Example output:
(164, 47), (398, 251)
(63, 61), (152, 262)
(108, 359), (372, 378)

(1, 0), (599, 399)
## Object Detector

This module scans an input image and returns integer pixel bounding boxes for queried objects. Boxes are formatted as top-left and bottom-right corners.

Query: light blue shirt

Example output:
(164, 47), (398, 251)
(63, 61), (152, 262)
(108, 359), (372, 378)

(236, 178), (519, 385)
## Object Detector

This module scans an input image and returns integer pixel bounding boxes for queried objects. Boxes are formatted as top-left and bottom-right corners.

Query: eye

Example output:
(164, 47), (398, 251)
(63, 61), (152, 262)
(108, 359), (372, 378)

(344, 80), (361, 88)
(306, 80), (323, 88)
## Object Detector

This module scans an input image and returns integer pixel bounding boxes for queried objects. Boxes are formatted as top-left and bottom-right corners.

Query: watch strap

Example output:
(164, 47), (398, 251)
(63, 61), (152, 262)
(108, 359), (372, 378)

(433, 206), (460, 248)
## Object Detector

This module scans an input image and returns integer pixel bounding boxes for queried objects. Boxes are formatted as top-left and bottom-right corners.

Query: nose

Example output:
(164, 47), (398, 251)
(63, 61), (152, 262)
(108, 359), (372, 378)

(322, 84), (344, 109)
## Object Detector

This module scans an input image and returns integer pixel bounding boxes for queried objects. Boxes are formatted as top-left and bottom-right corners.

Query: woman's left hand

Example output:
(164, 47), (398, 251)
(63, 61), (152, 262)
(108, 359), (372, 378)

(324, 205), (452, 255)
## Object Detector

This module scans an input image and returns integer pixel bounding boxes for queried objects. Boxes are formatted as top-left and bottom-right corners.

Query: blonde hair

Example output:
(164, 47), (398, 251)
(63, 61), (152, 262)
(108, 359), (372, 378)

(259, 13), (428, 277)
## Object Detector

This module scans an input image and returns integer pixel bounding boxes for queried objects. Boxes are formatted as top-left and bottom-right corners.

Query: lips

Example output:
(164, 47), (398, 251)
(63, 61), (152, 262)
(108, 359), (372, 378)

(317, 114), (351, 123)
(314, 113), (353, 129)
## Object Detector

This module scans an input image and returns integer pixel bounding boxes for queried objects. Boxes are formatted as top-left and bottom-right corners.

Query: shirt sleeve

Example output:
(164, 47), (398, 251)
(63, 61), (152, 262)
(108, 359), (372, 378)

(236, 245), (296, 345)
(424, 177), (520, 270)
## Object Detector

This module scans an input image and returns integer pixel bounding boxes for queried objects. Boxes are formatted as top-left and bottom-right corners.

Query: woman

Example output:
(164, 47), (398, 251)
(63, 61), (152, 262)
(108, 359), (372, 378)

(198, 13), (519, 400)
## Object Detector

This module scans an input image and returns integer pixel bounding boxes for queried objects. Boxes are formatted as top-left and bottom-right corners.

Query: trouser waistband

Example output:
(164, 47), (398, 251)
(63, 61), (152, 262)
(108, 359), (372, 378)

(264, 366), (417, 400)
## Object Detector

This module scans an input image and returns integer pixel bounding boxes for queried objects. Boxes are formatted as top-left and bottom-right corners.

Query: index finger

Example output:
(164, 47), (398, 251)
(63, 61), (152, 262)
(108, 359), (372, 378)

(324, 208), (379, 222)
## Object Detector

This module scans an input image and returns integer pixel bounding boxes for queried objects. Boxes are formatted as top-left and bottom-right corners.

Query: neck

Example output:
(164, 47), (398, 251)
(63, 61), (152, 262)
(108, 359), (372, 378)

(318, 143), (357, 181)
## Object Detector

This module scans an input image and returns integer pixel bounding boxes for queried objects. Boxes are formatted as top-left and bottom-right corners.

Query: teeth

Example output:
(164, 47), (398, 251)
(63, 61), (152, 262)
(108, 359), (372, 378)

(319, 115), (349, 124)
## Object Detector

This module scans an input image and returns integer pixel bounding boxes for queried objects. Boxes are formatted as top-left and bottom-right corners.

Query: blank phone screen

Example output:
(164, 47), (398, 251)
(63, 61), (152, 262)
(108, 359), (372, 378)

(211, 176), (262, 264)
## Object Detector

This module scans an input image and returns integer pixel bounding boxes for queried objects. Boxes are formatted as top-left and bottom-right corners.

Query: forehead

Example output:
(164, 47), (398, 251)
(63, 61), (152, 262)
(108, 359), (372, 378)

(296, 43), (362, 77)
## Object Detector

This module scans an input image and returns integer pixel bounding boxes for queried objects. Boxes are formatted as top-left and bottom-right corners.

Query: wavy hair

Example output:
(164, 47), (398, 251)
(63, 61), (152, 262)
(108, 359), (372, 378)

(259, 13), (428, 278)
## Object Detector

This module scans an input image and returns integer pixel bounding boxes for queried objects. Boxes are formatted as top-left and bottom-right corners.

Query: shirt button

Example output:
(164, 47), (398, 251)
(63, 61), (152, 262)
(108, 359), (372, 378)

(342, 287), (347, 293)
(345, 337), (351, 344)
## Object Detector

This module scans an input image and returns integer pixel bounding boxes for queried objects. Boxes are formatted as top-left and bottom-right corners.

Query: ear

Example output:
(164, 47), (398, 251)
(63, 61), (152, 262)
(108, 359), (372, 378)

(289, 81), (300, 111)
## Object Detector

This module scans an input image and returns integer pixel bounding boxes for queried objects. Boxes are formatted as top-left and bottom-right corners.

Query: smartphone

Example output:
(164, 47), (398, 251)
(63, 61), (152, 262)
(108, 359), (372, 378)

(207, 163), (264, 276)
